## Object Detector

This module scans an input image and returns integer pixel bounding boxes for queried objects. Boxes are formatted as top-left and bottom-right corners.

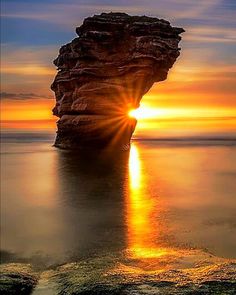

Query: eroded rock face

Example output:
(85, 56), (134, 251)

(51, 12), (184, 149)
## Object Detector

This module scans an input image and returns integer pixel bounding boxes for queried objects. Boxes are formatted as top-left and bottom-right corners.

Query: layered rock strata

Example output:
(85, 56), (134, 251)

(51, 12), (184, 149)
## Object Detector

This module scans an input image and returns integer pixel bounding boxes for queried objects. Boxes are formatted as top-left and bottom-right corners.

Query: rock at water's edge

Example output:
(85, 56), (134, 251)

(51, 12), (184, 149)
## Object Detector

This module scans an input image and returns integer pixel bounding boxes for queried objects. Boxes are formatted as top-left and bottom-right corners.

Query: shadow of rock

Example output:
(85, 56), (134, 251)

(55, 149), (129, 261)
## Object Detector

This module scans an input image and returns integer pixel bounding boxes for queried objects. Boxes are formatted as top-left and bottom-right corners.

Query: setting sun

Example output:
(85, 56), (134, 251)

(128, 106), (166, 120)
(128, 105), (173, 120)
(128, 108), (139, 119)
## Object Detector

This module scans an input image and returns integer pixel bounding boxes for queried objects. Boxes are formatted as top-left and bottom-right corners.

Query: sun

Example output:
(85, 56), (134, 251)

(128, 105), (172, 120)
(128, 107), (154, 120)
(128, 108), (140, 119)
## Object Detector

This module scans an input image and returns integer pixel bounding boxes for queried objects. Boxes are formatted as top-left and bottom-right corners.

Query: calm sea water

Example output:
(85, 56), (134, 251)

(1, 133), (236, 270)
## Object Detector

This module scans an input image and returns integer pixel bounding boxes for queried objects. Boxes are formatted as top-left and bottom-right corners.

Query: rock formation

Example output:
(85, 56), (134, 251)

(51, 12), (184, 149)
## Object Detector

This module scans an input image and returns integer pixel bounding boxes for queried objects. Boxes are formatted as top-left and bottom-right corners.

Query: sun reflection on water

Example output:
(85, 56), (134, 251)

(127, 143), (173, 259)
(128, 144), (141, 190)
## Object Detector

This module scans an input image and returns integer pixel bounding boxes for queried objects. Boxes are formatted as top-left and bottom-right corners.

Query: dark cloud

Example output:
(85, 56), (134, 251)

(0, 92), (53, 100)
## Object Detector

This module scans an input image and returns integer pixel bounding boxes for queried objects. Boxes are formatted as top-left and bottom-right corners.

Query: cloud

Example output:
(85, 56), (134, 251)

(184, 25), (236, 43)
(1, 44), (57, 65)
(1, 66), (55, 76)
(2, 0), (234, 27)
(1, 45), (57, 77)
(0, 92), (53, 100)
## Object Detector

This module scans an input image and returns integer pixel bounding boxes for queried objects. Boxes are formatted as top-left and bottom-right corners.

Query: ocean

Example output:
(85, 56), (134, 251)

(1, 133), (236, 293)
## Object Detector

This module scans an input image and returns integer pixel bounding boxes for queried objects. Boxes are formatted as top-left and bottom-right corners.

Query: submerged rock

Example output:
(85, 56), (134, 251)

(51, 12), (184, 149)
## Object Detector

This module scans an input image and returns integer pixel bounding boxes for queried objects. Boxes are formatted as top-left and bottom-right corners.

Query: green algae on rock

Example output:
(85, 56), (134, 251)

(33, 251), (236, 295)
(1, 252), (236, 294)
(0, 263), (38, 295)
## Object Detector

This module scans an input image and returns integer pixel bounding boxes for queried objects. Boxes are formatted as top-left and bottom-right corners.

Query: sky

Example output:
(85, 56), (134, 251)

(1, 0), (236, 138)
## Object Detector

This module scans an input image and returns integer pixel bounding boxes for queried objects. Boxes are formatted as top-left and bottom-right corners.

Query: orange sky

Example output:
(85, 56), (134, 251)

(2, 59), (235, 137)
(1, 0), (236, 138)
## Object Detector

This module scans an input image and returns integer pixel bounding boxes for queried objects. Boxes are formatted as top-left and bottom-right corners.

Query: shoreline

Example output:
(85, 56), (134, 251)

(1, 249), (236, 294)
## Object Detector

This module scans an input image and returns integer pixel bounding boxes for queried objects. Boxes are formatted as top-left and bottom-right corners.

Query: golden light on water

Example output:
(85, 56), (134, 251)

(127, 144), (172, 259)
(128, 144), (141, 190)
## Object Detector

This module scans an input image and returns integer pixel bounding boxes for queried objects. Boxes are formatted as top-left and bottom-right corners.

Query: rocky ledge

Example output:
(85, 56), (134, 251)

(51, 12), (184, 149)
(1, 254), (236, 295)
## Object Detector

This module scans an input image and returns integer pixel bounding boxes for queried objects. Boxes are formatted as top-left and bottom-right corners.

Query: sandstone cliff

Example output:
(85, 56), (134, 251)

(51, 12), (184, 149)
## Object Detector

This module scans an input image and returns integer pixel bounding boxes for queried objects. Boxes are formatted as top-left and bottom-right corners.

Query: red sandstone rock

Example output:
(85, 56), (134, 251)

(51, 12), (184, 149)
